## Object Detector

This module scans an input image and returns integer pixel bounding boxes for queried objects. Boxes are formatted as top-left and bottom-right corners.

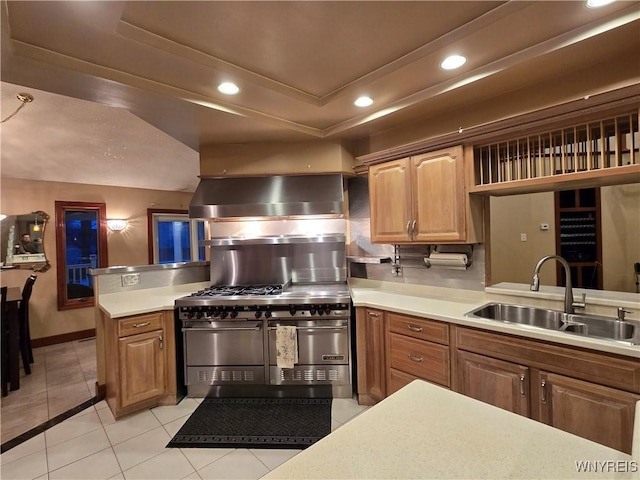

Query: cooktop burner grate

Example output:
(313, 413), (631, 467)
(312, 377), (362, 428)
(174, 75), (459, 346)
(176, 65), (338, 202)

(190, 284), (284, 297)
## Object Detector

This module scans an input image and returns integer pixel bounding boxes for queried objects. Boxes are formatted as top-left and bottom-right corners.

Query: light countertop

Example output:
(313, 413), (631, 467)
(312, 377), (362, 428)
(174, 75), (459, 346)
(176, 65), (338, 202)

(263, 380), (636, 480)
(97, 282), (209, 318)
(348, 279), (640, 358)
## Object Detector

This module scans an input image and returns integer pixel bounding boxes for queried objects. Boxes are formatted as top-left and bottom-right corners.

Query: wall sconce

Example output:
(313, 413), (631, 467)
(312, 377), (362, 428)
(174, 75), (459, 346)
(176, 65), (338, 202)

(107, 219), (128, 231)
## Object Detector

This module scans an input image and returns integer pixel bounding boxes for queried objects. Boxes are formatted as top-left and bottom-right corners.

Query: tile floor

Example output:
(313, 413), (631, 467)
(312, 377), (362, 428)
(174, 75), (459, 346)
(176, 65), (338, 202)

(1, 339), (369, 479)
(1, 338), (97, 444)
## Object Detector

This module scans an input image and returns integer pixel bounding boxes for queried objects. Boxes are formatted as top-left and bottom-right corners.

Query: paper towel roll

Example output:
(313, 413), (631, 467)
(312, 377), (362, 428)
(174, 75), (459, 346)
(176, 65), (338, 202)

(424, 253), (469, 268)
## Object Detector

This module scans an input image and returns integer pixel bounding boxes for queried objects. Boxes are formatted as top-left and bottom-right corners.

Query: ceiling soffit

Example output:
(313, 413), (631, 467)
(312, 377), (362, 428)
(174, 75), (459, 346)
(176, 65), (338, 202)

(3, 1), (640, 146)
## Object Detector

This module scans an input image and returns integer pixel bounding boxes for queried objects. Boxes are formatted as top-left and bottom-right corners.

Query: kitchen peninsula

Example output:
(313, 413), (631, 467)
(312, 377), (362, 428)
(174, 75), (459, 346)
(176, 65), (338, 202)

(263, 379), (638, 480)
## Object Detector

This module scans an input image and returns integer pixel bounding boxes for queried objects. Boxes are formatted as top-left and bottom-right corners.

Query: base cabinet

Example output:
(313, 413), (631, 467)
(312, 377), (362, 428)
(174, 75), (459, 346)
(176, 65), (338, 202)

(534, 371), (640, 454)
(104, 310), (177, 418)
(356, 308), (387, 405)
(457, 350), (529, 417)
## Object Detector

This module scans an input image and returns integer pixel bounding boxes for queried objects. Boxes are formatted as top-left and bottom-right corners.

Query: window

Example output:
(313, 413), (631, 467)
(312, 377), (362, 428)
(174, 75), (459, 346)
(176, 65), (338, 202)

(55, 201), (108, 310)
(147, 209), (206, 264)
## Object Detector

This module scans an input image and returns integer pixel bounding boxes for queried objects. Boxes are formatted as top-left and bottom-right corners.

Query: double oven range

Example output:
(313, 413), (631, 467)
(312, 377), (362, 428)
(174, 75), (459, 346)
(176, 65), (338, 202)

(175, 231), (353, 399)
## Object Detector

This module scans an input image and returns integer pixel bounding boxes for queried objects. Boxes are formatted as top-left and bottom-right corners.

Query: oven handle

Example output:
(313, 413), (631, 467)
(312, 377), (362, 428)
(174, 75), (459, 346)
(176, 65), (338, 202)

(267, 325), (347, 331)
(182, 325), (262, 332)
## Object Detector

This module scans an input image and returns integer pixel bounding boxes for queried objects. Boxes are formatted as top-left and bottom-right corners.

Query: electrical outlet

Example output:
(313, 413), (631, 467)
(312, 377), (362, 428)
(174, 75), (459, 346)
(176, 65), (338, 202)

(391, 265), (403, 277)
(121, 273), (140, 287)
(520, 233), (527, 242)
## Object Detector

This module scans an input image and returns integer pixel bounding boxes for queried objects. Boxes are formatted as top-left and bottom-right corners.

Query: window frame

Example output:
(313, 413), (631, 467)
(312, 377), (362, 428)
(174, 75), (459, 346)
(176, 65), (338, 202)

(146, 209), (206, 264)
(55, 201), (108, 310)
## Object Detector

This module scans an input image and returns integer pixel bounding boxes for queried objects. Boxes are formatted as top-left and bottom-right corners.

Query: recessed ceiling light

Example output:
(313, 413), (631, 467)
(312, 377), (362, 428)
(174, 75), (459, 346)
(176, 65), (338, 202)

(440, 55), (467, 70)
(218, 82), (240, 95)
(586, 0), (615, 7)
(354, 96), (373, 107)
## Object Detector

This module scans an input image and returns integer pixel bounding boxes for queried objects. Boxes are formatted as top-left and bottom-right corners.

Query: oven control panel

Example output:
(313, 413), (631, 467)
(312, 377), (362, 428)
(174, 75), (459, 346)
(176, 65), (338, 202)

(178, 303), (350, 321)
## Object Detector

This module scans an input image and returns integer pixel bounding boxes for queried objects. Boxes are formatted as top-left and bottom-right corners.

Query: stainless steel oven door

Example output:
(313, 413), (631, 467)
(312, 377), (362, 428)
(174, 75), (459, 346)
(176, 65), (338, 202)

(267, 319), (349, 365)
(183, 320), (264, 366)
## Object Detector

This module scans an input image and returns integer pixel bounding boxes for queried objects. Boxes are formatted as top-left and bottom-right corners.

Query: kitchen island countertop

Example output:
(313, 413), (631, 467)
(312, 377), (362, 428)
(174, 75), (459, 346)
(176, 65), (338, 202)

(263, 380), (637, 480)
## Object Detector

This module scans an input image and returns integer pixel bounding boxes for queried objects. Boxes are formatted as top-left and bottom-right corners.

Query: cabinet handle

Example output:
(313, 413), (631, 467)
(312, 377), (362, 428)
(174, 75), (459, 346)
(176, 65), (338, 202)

(132, 321), (151, 328)
(411, 220), (417, 238)
(519, 374), (525, 396)
(407, 324), (423, 332)
(367, 311), (381, 318)
(159, 335), (163, 350)
(407, 354), (424, 363)
(406, 221), (412, 237)
(541, 379), (547, 404)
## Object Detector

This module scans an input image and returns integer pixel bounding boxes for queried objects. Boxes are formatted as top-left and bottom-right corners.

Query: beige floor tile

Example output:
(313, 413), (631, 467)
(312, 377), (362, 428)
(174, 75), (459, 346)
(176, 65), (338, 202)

(151, 398), (199, 425)
(108, 473), (125, 479)
(161, 415), (190, 438)
(0, 447), (48, 480)
(44, 353), (81, 372)
(196, 449), (269, 480)
(1, 393), (49, 444)
(0, 433), (45, 465)
(112, 426), (172, 471)
(48, 446), (121, 480)
(179, 447), (234, 471)
(104, 410), (162, 446)
(122, 449), (195, 480)
(47, 381), (92, 418)
(45, 410), (103, 447)
(45, 367), (87, 390)
(46, 428), (111, 472)
(249, 448), (300, 470)
(330, 396), (369, 424)
(181, 472), (203, 480)
(98, 404), (117, 427)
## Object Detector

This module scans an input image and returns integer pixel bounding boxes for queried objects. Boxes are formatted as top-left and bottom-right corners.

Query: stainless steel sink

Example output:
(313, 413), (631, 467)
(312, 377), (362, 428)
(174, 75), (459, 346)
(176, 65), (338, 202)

(465, 303), (639, 344)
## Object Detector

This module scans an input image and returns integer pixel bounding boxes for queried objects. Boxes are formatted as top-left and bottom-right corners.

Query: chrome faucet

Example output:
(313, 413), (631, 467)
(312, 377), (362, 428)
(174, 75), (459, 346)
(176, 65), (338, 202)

(530, 255), (585, 314)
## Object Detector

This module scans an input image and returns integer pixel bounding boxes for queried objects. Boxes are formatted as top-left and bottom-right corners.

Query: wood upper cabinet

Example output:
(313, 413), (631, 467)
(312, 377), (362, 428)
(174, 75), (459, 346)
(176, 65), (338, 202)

(104, 310), (177, 418)
(369, 145), (481, 244)
(355, 308), (387, 405)
(534, 371), (639, 455)
(457, 350), (529, 417)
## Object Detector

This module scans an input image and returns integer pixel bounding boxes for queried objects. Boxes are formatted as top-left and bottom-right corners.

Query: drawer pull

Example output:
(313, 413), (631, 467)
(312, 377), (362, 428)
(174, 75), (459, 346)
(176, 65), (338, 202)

(541, 379), (547, 404)
(407, 324), (423, 333)
(519, 374), (525, 396)
(367, 311), (381, 318)
(132, 321), (151, 328)
(159, 335), (163, 350)
(407, 354), (424, 363)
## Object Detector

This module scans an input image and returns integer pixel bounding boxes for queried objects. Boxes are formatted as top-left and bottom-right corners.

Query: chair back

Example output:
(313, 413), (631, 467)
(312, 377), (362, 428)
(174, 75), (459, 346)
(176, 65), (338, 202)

(1, 286), (6, 316)
(19, 275), (37, 316)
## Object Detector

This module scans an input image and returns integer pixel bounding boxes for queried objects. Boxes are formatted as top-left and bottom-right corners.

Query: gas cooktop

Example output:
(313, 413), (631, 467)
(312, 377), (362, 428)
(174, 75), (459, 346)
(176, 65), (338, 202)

(188, 284), (285, 297)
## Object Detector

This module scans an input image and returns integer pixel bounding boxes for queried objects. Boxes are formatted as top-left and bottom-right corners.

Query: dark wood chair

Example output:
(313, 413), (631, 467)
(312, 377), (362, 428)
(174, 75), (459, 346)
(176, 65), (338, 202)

(18, 275), (37, 375)
(1, 286), (8, 396)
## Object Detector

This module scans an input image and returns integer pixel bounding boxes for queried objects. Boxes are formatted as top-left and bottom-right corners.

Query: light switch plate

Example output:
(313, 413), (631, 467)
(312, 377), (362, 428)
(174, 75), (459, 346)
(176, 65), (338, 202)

(121, 273), (140, 287)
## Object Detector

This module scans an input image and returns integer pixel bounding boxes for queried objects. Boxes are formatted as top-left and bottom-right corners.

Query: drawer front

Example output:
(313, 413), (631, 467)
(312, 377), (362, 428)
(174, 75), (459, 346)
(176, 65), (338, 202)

(389, 333), (450, 387)
(387, 312), (449, 345)
(118, 312), (164, 337)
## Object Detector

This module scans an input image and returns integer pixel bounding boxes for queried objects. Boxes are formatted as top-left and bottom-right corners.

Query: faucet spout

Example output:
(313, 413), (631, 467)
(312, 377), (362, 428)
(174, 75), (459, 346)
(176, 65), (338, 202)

(531, 255), (576, 314)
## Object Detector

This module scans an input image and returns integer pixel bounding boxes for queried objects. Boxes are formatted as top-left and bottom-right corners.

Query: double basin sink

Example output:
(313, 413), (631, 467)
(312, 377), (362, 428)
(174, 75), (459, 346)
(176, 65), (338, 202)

(465, 303), (640, 344)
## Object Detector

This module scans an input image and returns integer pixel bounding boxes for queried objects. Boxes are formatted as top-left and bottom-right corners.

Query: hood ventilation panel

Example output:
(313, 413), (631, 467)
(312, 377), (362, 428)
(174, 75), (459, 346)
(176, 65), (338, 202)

(189, 174), (344, 219)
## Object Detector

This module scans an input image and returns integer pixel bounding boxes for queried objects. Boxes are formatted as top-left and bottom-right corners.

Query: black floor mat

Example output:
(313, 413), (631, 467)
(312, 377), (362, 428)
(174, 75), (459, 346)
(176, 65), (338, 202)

(166, 397), (332, 449)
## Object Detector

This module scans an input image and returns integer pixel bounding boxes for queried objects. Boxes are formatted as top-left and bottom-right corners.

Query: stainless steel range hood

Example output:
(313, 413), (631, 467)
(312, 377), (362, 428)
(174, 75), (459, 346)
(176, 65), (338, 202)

(189, 174), (344, 219)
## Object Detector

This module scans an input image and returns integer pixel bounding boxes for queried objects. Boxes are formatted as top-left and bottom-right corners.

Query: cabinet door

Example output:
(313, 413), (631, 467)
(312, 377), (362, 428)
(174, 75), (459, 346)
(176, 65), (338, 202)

(369, 158), (413, 243)
(457, 350), (529, 416)
(119, 330), (165, 408)
(356, 308), (386, 403)
(538, 372), (639, 454)
(412, 146), (466, 242)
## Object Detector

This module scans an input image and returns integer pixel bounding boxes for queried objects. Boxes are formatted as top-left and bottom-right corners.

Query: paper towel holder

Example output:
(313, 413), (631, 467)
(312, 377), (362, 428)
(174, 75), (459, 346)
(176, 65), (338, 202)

(424, 245), (473, 269)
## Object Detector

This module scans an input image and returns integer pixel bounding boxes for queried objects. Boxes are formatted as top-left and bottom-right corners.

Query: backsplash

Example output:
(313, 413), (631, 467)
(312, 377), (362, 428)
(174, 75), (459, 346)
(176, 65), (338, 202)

(92, 262), (210, 295)
(347, 176), (486, 291)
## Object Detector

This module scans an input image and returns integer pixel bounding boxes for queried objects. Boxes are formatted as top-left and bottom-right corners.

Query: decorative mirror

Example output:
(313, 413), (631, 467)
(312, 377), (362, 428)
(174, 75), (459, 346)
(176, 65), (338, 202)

(0, 210), (51, 272)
